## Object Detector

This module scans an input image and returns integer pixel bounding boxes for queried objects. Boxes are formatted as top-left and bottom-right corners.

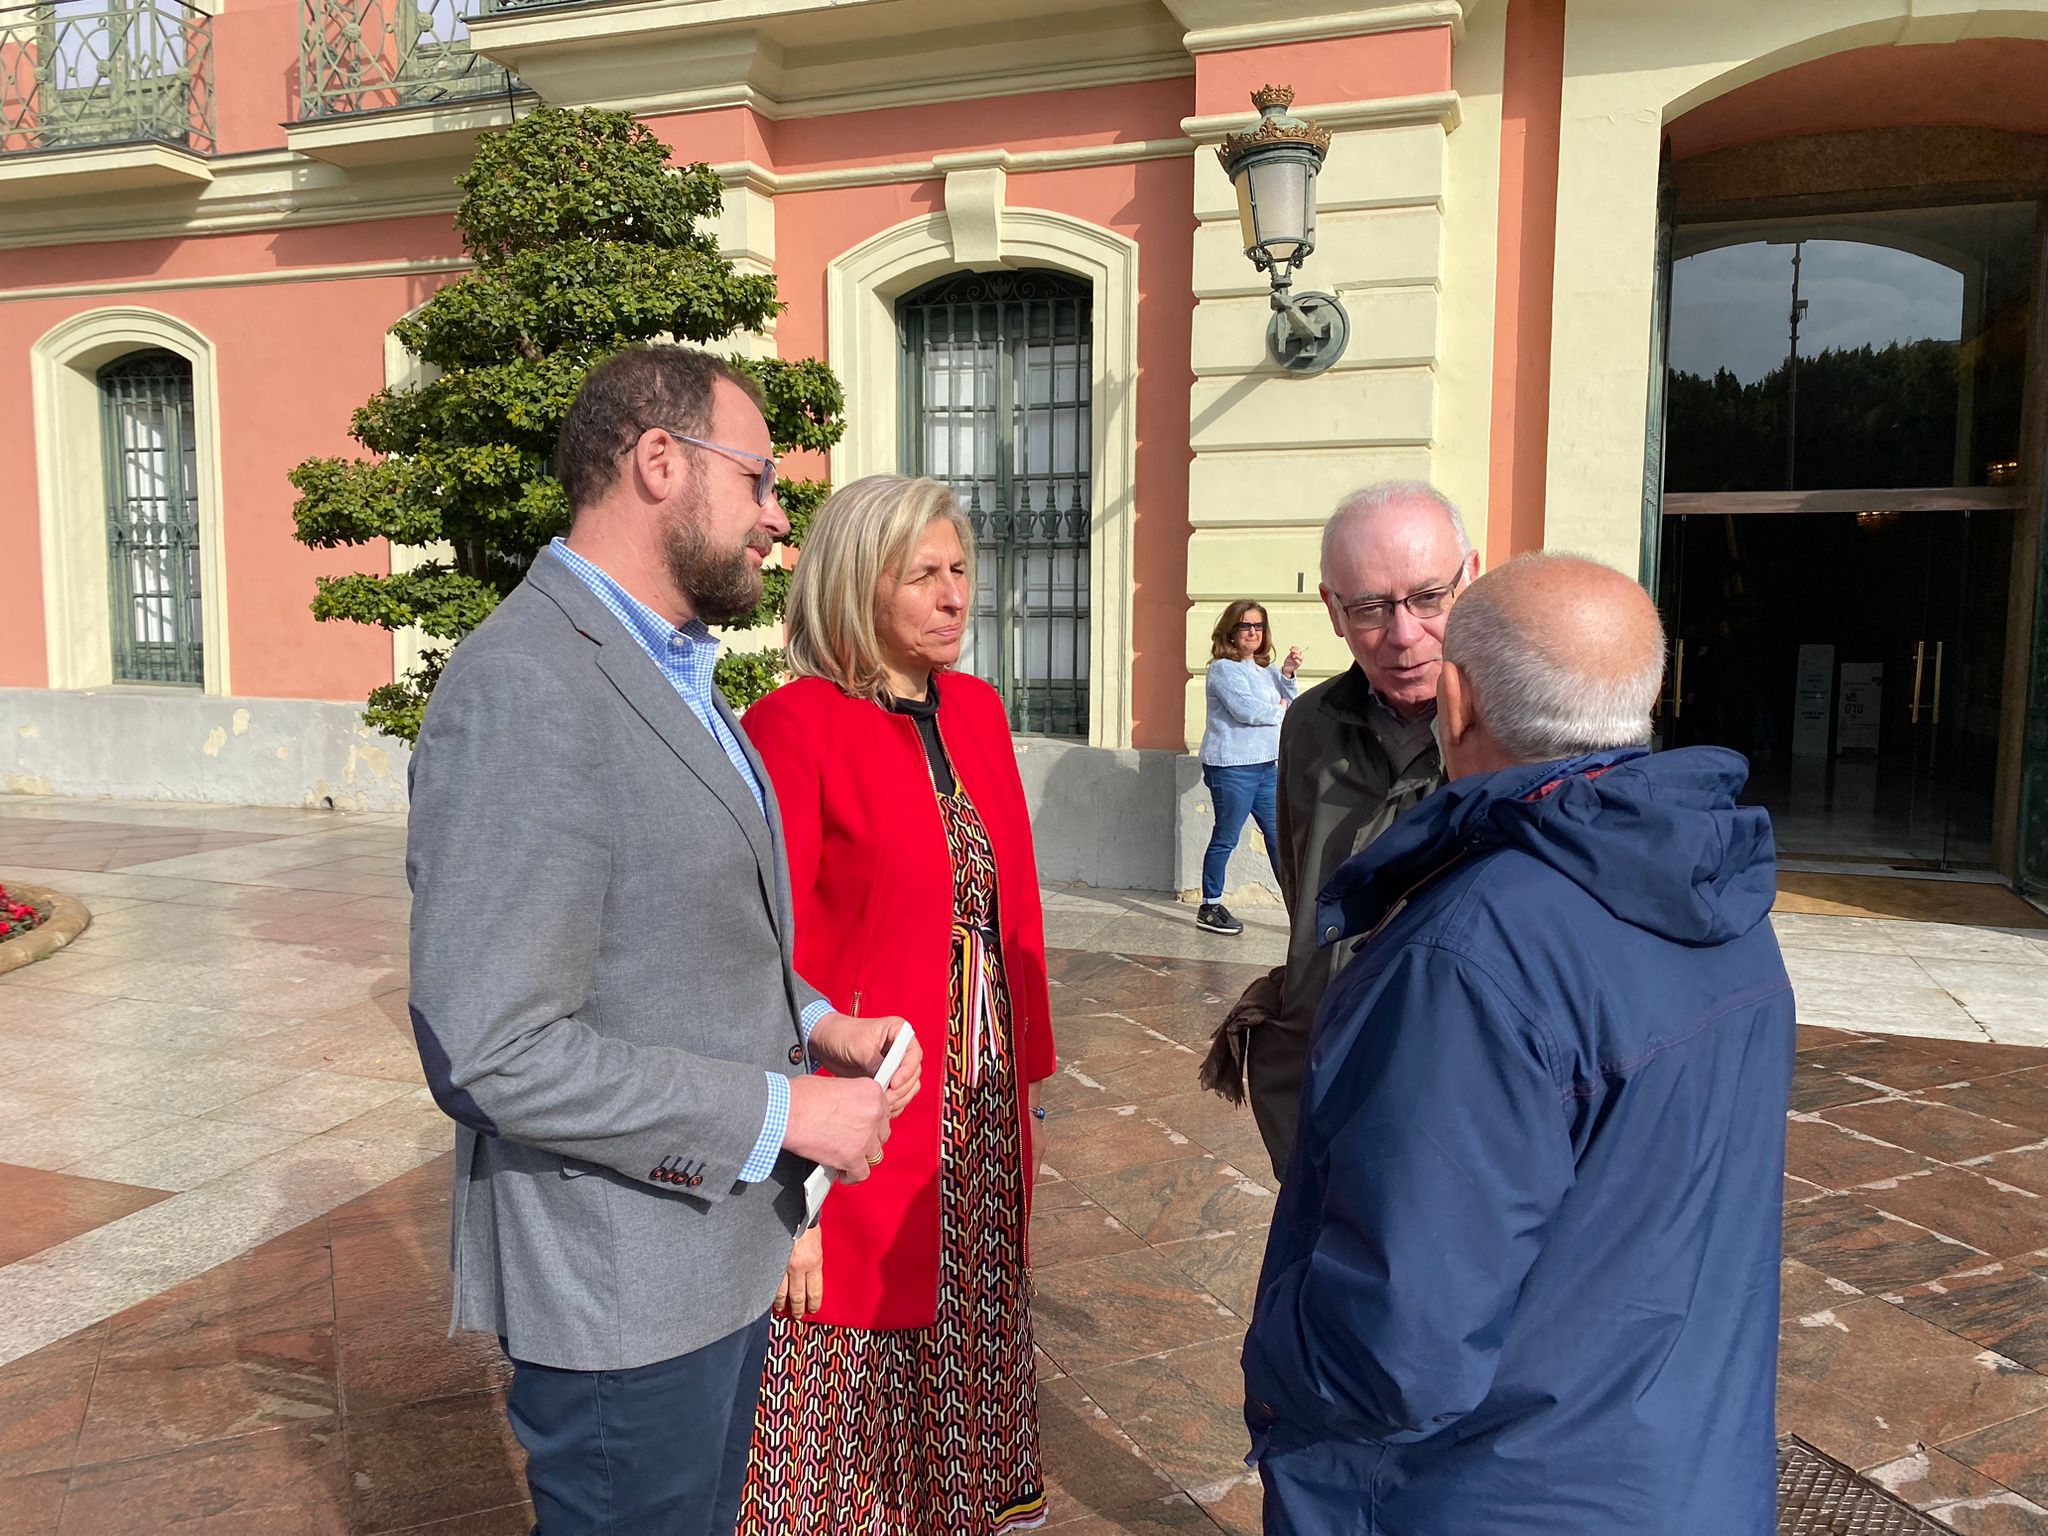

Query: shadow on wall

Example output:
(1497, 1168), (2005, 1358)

(1174, 753), (1284, 907)
(1018, 738), (1177, 892)
(1015, 737), (1284, 903)
(0, 688), (411, 812)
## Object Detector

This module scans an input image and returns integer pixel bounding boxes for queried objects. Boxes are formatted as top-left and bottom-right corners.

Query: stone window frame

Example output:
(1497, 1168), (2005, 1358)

(31, 306), (229, 694)
(826, 204), (1139, 751)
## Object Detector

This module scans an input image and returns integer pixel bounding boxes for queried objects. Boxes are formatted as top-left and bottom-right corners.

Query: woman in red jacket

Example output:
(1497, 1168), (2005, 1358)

(735, 475), (1056, 1536)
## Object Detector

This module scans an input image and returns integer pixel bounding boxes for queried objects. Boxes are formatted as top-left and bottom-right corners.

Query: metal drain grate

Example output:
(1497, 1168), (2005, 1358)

(1778, 1437), (1957, 1534)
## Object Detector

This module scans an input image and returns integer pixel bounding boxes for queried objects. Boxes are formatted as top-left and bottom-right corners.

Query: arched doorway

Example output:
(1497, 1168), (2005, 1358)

(1641, 38), (2048, 883)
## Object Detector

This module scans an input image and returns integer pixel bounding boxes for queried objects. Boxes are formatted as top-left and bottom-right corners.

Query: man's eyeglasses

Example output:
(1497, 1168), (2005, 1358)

(652, 428), (779, 505)
(1335, 566), (1467, 632)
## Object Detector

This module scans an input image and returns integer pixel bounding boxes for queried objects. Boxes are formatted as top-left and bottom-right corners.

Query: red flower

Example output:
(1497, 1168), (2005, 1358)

(0, 881), (41, 938)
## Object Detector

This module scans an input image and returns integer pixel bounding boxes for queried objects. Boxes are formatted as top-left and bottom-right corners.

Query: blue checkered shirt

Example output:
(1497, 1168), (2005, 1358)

(549, 539), (829, 1183)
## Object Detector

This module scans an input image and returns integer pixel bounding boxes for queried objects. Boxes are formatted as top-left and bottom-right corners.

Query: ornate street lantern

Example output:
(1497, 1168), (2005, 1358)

(1217, 84), (1350, 376)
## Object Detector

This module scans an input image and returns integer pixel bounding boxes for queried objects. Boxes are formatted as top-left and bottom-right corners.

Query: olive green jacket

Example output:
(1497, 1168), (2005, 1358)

(1214, 664), (1443, 1179)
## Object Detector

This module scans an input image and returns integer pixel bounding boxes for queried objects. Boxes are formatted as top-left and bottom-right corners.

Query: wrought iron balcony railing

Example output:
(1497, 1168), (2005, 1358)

(1, 0), (214, 157)
(471, 0), (578, 15)
(298, 0), (511, 120)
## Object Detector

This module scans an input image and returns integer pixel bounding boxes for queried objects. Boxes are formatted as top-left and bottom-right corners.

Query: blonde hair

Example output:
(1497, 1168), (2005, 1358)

(784, 475), (978, 701)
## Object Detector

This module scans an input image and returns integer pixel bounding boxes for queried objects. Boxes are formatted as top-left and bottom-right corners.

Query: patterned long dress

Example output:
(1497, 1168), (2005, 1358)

(736, 787), (1045, 1535)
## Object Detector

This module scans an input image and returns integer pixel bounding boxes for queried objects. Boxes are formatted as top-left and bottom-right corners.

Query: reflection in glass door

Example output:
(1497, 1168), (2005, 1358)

(1652, 199), (2036, 871)
(1660, 510), (2009, 869)
(1665, 205), (2034, 496)
(1905, 508), (2005, 870)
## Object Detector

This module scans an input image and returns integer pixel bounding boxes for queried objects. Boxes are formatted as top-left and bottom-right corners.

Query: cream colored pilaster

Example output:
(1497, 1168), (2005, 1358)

(711, 163), (788, 658)
(715, 165), (780, 365)
(1181, 94), (1457, 744)
(1432, 2), (1506, 551)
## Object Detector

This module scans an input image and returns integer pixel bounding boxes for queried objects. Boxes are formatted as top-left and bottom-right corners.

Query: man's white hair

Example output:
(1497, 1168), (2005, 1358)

(1320, 481), (1473, 578)
(1443, 553), (1665, 762)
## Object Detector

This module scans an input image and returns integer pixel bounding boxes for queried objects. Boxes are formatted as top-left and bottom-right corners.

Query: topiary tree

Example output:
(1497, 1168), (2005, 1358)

(289, 105), (843, 741)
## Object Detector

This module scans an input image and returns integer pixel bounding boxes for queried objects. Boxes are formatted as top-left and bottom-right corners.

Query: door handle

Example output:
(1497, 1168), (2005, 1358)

(1672, 639), (1684, 720)
(1931, 640), (1944, 727)
(1910, 640), (1926, 724)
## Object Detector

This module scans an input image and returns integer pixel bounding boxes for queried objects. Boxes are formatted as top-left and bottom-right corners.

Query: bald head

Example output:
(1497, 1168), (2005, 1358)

(1438, 554), (1665, 775)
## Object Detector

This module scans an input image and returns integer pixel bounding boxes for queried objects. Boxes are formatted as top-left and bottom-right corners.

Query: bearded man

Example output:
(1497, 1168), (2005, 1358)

(405, 345), (919, 1536)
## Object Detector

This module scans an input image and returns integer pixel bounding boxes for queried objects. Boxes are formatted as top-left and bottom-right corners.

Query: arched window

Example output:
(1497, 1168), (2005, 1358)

(98, 348), (203, 685)
(897, 269), (1093, 738)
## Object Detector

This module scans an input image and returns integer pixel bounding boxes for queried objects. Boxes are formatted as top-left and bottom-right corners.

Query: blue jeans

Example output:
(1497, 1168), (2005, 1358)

(505, 1312), (771, 1536)
(1202, 760), (1280, 903)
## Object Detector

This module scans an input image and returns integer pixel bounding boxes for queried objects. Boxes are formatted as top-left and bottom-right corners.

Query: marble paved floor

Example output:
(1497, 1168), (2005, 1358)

(4, 797), (2048, 1533)
(1041, 872), (2048, 1052)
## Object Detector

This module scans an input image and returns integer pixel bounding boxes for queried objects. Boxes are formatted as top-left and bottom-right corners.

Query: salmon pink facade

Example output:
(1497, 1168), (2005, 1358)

(7, 0), (2048, 898)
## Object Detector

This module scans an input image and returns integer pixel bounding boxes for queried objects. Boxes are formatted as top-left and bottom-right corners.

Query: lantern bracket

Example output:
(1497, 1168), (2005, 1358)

(1267, 281), (1350, 377)
(1217, 84), (1349, 377)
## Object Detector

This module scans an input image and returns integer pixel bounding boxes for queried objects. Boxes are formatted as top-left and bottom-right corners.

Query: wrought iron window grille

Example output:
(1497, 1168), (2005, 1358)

(899, 269), (1093, 740)
(99, 350), (205, 688)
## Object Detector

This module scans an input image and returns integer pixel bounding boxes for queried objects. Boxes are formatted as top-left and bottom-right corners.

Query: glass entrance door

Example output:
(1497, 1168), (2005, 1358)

(1906, 507), (2007, 869)
(1652, 198), (2038, 872)
(1661, 508), (2009, 868)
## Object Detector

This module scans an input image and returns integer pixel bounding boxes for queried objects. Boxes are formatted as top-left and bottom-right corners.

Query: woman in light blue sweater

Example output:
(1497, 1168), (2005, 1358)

(1196, 600), (1301, 935)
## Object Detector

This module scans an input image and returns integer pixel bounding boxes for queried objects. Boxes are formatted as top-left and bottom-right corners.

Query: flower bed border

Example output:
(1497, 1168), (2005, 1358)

(0, 884), (92, 975)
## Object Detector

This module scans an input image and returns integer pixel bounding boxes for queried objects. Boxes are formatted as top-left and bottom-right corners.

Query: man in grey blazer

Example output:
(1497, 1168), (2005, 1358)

(406, 345), (921, 1536)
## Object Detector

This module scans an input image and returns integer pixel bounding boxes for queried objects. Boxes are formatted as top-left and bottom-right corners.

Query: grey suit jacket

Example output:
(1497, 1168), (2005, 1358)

(406, 548), (821, 1371)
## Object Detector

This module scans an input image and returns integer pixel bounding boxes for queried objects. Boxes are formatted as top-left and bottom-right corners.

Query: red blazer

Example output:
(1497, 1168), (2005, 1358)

(742, 671), (1056, 1329)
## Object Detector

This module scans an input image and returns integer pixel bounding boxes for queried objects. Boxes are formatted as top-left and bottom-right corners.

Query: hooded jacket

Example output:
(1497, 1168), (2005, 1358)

(1242, 747), (1793, 1536)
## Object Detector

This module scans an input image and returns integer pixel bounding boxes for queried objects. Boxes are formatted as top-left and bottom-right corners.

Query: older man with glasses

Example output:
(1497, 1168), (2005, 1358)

(1202, 481), (1478, 1180)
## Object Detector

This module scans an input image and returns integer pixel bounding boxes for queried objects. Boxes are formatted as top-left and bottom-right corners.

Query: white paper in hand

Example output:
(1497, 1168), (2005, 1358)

(802, 1023), (915, 1227)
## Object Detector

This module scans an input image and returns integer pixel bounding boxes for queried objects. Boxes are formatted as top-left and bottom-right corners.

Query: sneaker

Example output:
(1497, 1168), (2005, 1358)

(1197, 902), (1244, 935)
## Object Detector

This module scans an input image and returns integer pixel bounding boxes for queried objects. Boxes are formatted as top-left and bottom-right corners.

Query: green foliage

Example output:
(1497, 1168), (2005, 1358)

(361, 655), (444, 745)
(289, 105), (844, 739)
(1666, 339), (1965, 493)
(713, 648), (788, 710)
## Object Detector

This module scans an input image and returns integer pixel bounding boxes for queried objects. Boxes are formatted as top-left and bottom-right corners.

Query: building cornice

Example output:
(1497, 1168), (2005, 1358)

(0, 256), (471, 306)
(0, 124), (1204, 257)
(466, 1), (1191, 122)
(0, 150), (474, 252)
(711, 136), (1196, 197)
(578, 52), (1194, 123)
(709, 52), (1194, 121)
(1179, 2), (1466, 52)
(1182, 90), (1462, 144)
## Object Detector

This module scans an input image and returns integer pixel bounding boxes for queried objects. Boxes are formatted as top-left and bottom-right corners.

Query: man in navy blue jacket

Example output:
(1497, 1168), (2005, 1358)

(1243, 554), (1793, 1536)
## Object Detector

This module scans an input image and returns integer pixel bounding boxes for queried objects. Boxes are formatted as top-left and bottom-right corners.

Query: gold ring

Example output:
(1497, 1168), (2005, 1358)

(866, 1151), (884, 1166)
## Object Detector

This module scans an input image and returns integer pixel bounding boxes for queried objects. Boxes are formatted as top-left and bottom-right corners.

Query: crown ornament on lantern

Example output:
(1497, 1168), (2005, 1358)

(1217, 84), (1333, 169)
